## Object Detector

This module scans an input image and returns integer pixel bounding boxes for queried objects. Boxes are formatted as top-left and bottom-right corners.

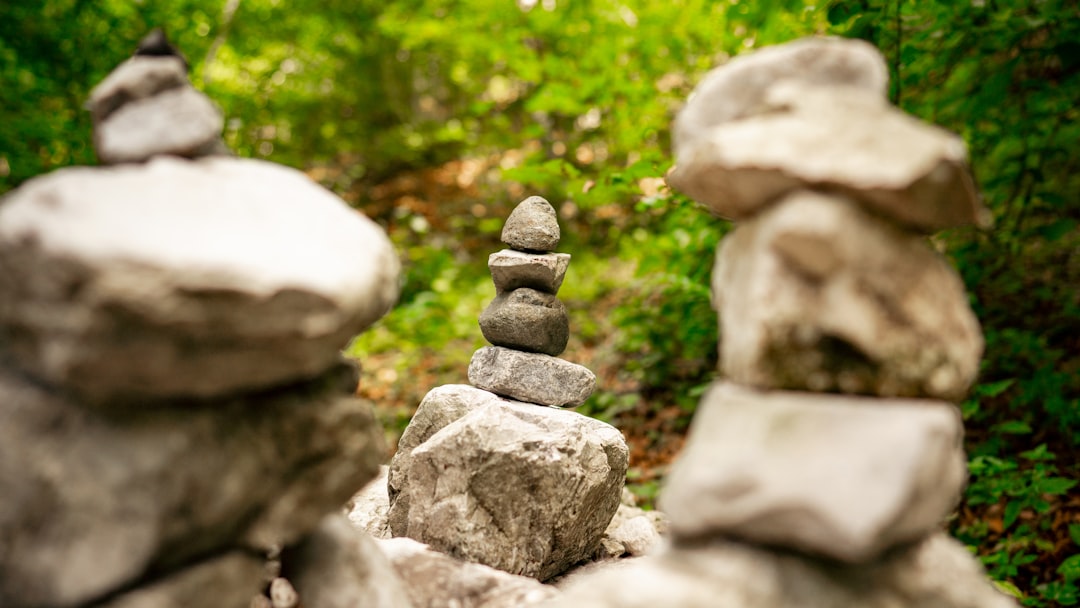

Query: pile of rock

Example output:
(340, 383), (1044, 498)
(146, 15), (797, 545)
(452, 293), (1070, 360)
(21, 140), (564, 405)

(0, 44), (401, 608)
(554, 37), (1017, 608)
(384, 197), (629, 583)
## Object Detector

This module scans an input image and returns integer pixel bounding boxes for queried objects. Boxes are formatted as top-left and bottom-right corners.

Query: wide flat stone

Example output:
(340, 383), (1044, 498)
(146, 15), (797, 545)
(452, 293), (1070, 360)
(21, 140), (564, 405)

(712, 190), (983, 401)
(489, 249), (570, 294)
(468, 346), (595, 407)
(659, 382), (967, 563)
(0, 156), (400, 404)
(0, 362), (384, 608)
(479, 288), (569, 356)
(502, 196), (560, 252)
(94, 86), (225, 164)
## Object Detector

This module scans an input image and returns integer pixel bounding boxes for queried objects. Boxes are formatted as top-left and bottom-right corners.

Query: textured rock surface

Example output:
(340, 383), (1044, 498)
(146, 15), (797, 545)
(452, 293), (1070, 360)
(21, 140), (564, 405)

(0, 362), (384, 608)
(669, 79), (986, 231)
(0, 156), (400, 404)
(479, 288), (570, 356)
(659, 382), (967, 563)
(281, 514), (412, 608)
(96, 552), (263, 608)
(548, 533), (1018, 608)
(85, 56), (189, 123)
(377, 537), (559, 608)
(390, 395), (628, 580)
(712, 190), (983, 401)
(489, 249), (571, 294)
(346, 465), (392, 540)
(599, 504), (667, 559)
(94, 85), (225, 164)
(502, 196), (560, 252)
(468, 346), (596, 407)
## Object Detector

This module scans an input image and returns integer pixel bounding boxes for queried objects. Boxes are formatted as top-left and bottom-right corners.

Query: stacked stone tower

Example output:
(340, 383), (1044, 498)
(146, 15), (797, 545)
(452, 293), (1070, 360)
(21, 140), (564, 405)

(552, 37), (1017, 608)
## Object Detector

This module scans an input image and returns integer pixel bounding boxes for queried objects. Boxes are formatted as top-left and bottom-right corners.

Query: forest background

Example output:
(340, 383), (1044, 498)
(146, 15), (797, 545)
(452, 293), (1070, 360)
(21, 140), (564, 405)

(1, 0), (1078, 605)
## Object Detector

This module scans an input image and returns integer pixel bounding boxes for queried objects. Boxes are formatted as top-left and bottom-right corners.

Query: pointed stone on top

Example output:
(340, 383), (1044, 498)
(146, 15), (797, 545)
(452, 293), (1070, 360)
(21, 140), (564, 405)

(502, 196), (560, 252)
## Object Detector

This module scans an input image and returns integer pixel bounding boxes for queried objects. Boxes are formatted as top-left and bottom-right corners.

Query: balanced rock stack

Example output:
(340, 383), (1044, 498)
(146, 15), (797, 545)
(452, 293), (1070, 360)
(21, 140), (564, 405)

(0, 41), (401, 608)
(553, 37), (1017, 608)
(386, 197), (628, 583)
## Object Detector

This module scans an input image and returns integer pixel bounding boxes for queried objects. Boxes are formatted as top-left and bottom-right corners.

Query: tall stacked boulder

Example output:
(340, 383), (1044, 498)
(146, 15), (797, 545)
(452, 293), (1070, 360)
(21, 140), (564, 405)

(552, 37), (1017, 608)
(0, 42), (401, 608)
(387, 197), (628, 582)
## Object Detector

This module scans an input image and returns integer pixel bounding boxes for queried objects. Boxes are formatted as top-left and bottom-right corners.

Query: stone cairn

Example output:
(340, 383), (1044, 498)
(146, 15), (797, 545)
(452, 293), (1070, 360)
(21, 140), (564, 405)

(384, 197), (630, 583)
(0, 34), (406, 608)
(552, 37), (1018, 608)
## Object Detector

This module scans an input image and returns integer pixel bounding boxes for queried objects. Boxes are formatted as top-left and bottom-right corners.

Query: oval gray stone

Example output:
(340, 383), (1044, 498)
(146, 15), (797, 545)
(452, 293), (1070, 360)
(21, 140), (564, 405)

(502, 196), (560, 252)
(479, 288), (569, 356)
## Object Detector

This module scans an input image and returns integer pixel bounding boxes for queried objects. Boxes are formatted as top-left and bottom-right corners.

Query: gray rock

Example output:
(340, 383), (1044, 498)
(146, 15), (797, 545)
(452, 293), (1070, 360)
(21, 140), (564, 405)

(377, 537), (559, 608)
(94, 86), (225, 164)
(712, 190), (983, 401)
(479, 288), (570, 356)
(547, 533), (1018, 608)
(659, 382), (967, 563)
(489, 249), (571, 294)
(346, 465), (392, 540)
(0, 362), (384, 608)
(281, 514), (412, 608)
(85, 56), (189, 123)
(96, 552), (263, 608)
(502, 196), (560, 252)
(269, 577), (299, 608)
(468, 346), (596, 407)
(392, 397), (628, 580)
(0, 156), (400, 404)
(669, 79), (987, 231)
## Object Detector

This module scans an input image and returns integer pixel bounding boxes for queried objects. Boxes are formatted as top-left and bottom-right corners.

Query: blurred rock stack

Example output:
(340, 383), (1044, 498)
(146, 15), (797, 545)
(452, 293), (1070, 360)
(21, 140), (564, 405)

(0, 39), (402, 608)
(553, 37), (1018, 608)
(386, 196), (628, 582)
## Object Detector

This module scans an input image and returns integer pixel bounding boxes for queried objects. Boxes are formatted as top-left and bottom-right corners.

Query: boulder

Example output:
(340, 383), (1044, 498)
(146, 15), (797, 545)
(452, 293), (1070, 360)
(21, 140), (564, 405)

(489, 249), (571, 294)
(502, 196), (560, 252)
(668, 81), (987, 231)
(658, 382), (967, 563)
(281, 514), (412, 608)
(85, 56), (188, 124)
(96, 552), (263, 608)
(468, 346), (596, 407)
(0, 362), (384, 608)
(548, 533), (1018, 608)
(390, 395), (628, 580)
(346, 465), (392, 539)
(377, 537), (559, 608)
(712, 190), (983, 401)
(0, 156), (400, 404)
(93, 85), (225, 164)
(479, 288), (570, 356)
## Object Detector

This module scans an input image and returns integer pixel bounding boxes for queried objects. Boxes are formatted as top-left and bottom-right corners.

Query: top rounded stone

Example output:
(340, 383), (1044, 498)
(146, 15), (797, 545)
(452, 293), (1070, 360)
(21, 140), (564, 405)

(501, 196), (560, 252)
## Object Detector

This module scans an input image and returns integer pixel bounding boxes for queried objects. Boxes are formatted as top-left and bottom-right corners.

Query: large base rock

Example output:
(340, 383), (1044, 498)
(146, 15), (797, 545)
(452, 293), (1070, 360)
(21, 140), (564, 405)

(468, 346), (595, 407)
(713, 190), (983, 401)
(0, 156), (400, 404)
(388, 385), (627, 580)
(659, 382), (966, 563)
(549, 534), (1018, 608)
(0, 362), (384, 608)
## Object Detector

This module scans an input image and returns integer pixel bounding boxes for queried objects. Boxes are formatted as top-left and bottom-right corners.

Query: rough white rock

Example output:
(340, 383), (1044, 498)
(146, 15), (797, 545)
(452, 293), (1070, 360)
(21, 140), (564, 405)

(713, 190), (983, 401)
(489, 249), (571, 294)
(468, 346), (596, 407)
(669, 80), (987, 231)
(547, 533), (1018, 608)
(96, 552), (263, 608)
(94, 86), (225, 164)
(0, 363), (385, 608)
(269, 577), (299, 608)
(0, 156), (400, 404)
(391, 392), (628, 580)
(479, 288), (570, 356)
(659, 382), (967, 563)
(502, 196), (560, 252)
(593, 501), (668, 560)
(377, 537), (559, 608)
(85, 56), (189, 123)
(346, 465), (392, 539)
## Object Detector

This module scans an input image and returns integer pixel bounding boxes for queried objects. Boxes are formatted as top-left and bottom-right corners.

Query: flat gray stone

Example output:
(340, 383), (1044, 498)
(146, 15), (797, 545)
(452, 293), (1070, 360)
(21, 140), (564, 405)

(712, 190), (983, 401)
(97, 552), (263, 608)
(0, 156), (400, 404)
(659, 382), (967, 563)
(468, 346), (595, 407)
(0, 362), (384, 608)
(502, 196), (560, 252)
(479, 288), (569, 356)
(94, 86), (225, 164)
(489, 249), (571, 294)
(86, 56), (189, 123)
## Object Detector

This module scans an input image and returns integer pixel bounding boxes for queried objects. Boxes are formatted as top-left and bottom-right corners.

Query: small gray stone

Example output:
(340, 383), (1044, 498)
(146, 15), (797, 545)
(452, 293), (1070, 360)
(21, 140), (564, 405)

(96, 552), (263, 608)
(86, 56), (189, 123)
(468, 346), (595, 407)
(269, 577), (299, 608)
(489, 249), (571, 294)
(659, 382), (967, 563)
(502, 196), (560, 252)
(479, 288), (569, 356)
(94, 86), (225, 164)
(346, 466), (392, 540)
